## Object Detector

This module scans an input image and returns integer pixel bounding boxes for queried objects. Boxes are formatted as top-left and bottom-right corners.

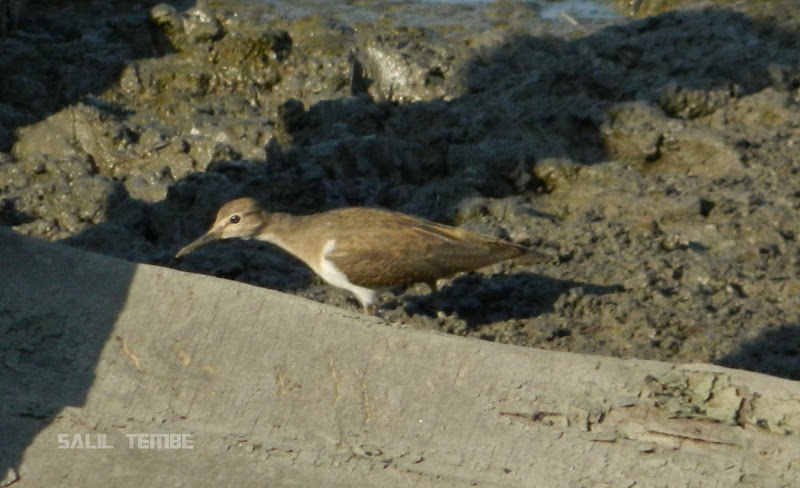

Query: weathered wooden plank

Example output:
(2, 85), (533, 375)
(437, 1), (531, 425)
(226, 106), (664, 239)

(1, 228), (798, 487)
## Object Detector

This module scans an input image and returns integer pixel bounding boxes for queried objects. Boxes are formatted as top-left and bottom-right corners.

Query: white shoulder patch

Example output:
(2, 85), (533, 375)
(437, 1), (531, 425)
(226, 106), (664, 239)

(318, 239), (377, 309)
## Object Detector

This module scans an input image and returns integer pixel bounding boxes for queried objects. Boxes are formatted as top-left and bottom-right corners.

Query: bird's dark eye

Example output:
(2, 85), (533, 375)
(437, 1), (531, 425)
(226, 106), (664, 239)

(229, 215), (241, 224)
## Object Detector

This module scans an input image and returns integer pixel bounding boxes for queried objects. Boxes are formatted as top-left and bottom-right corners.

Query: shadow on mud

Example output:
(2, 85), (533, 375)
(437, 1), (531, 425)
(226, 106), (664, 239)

(0, 0), (190, 150)
(3, 3), (800, 482)
(404, 271), (623, 328)
(717, 325), (800, 381)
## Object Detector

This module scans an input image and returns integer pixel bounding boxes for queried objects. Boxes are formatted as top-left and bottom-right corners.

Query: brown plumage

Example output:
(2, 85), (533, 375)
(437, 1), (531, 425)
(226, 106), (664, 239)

(176, 197), (549, 313)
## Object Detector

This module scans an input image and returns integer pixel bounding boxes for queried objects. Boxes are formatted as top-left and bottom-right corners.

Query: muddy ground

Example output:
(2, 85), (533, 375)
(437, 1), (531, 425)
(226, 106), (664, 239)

(2, 0), (800, 380)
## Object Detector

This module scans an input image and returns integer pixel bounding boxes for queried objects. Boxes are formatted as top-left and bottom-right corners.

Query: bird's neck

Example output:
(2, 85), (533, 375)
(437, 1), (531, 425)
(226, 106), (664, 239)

(252, 212), (307, 248)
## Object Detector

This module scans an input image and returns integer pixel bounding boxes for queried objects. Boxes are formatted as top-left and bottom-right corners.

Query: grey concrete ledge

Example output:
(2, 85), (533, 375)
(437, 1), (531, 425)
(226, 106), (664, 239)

(1, 228), (799, 487)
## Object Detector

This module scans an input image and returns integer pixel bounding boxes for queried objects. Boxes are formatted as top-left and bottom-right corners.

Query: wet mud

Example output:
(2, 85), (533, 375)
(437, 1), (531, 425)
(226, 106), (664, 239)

(2, 0), (800, 379)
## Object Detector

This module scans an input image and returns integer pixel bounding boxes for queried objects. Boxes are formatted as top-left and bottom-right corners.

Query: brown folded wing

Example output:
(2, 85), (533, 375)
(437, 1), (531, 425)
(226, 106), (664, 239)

(324, 216), (528, 289)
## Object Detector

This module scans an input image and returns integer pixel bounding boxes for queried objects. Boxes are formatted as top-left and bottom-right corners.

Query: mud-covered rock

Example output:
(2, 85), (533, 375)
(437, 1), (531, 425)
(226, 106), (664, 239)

(601, 102), (675, 162)
(0, 153), (116, 239)
(658, 82), (735, 119)
(360, 27), (457, 102)
(2, 0), (800, 382)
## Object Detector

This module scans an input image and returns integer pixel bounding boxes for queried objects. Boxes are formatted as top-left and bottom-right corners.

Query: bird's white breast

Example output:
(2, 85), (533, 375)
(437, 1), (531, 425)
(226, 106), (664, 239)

(317, 239), (377, 308)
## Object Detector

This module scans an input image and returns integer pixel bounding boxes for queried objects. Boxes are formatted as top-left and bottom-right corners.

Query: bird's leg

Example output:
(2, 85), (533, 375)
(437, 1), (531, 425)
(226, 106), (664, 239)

(426, 280), (442, 316)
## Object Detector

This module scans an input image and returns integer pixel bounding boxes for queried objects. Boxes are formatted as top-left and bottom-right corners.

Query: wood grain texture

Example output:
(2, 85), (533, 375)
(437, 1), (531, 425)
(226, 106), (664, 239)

(3, 228), (800, 487)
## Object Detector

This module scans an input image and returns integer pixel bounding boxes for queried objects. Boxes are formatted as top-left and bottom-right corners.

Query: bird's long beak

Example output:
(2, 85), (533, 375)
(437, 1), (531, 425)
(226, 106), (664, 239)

(175, 230), (221, 258)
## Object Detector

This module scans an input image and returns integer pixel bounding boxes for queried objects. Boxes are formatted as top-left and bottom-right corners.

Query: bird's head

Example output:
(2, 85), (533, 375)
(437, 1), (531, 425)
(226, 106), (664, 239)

(176, 197), (267, 257)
